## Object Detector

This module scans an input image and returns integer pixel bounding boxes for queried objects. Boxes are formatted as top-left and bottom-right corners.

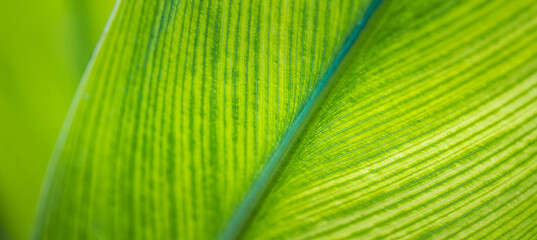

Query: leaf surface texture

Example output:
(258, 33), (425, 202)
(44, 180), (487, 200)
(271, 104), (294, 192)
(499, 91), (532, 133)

(34, 0), (537, 239)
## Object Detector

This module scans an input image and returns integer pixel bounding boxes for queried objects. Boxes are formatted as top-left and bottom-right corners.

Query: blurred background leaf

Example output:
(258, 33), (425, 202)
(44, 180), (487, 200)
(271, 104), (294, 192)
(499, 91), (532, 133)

(0, 0), (114, 239)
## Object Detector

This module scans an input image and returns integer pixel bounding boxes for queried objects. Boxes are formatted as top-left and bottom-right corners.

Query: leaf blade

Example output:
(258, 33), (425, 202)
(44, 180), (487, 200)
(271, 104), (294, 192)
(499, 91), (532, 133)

(241, 0), (537, 238)
(33, 0), (376, 239)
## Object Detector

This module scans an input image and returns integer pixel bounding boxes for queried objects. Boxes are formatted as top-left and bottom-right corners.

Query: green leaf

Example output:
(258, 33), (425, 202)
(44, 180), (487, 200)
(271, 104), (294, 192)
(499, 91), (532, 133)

(33, 0), (537, 239)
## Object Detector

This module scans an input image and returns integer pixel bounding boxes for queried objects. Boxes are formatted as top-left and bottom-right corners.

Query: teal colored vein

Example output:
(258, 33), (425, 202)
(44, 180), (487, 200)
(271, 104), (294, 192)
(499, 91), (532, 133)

(219, 0), (385, 239)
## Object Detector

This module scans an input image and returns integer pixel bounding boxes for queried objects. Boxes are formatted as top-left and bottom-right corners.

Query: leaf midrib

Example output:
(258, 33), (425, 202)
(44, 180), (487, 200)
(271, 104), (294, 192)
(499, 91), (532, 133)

(219, 0), (385, 238)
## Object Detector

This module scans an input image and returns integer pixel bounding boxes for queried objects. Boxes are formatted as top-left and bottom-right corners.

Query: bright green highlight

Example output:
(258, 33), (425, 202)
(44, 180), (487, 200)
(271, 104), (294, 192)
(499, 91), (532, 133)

(33, 0), (537, 239)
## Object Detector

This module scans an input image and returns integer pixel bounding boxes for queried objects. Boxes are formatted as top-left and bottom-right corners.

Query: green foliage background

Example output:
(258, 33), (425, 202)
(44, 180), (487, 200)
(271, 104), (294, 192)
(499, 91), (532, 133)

(0, 0), (113, 239)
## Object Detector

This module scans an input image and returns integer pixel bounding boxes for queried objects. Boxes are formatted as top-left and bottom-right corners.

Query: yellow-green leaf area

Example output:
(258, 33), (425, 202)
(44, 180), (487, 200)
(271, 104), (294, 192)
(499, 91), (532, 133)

(33, 0), (375, 239)
(244, 0), (537, 239)
(32, 0), (537, 239)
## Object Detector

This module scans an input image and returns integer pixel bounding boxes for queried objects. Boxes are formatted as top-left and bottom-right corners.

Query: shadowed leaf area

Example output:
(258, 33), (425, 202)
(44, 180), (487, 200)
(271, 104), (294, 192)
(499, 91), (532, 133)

(34, 0), (537, 239)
